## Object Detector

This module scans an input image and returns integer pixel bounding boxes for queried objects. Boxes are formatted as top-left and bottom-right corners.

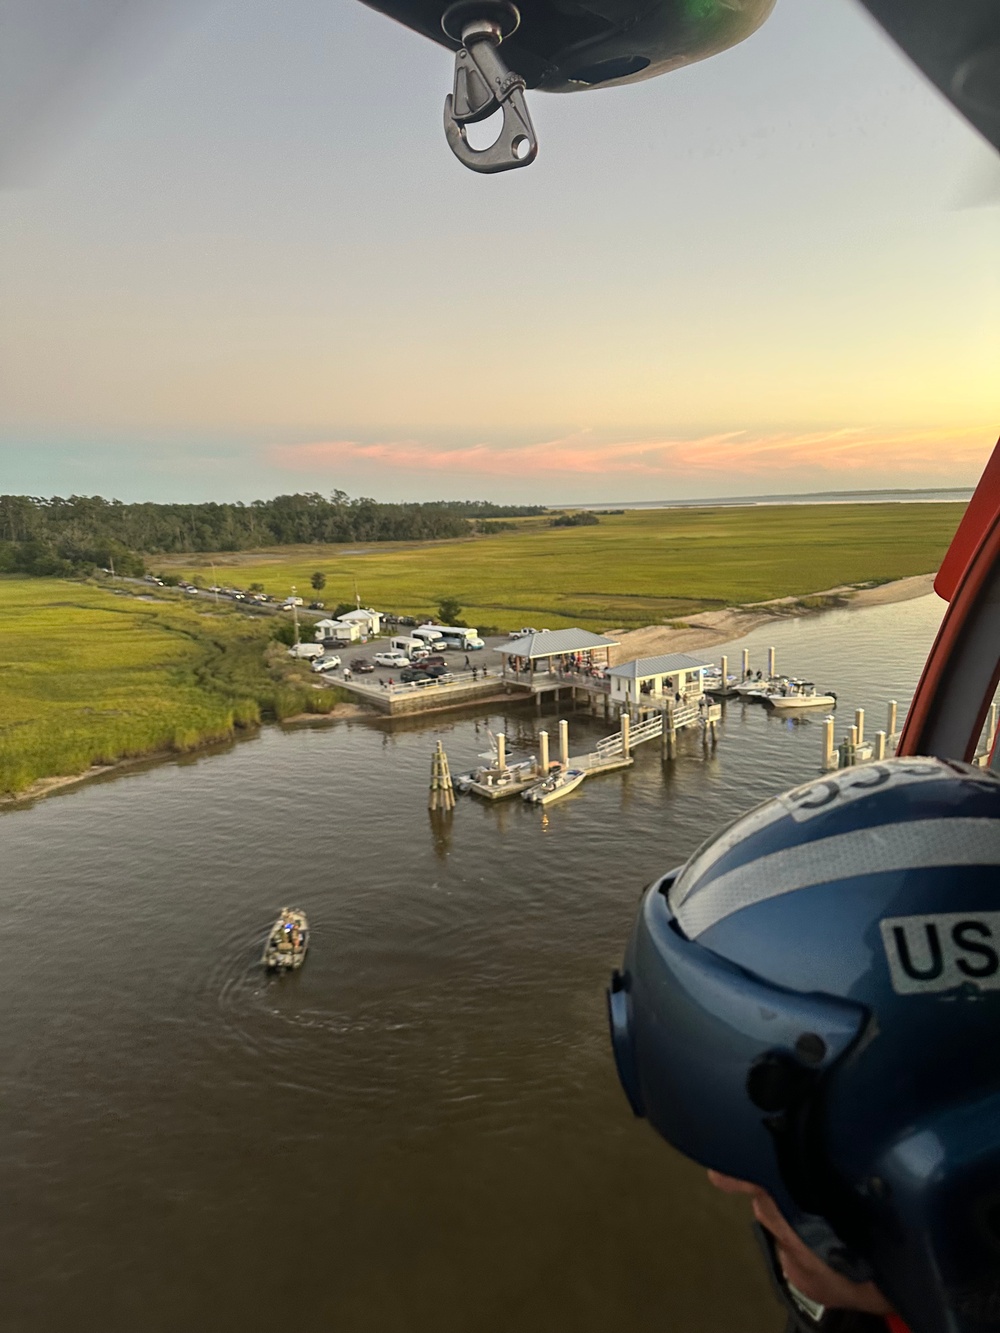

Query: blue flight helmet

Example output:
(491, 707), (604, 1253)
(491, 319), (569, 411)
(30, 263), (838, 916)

(608, 757), (1000, 1333)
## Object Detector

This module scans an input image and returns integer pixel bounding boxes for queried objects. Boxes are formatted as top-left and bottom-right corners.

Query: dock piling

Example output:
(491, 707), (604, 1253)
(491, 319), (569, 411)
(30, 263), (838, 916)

(887, 699), (898, 739)
(720, 655), (728, 692)
(559, 719), (570, 769)
(497, 732), (506, 773)
(742, 649), (750, 677)
(538, 729), (549, 775)
(768, 646), (776, 678)
(621, 713), (631, 760)
(855, 708), (865, 746)
(875, 730), (887, 761)
(822, 716), (836, 770)
(429, 741), (456, 812)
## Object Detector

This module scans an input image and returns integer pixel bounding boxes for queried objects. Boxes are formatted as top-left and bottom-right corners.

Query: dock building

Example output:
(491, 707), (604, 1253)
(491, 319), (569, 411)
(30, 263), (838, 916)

(606, 653), (711, 713)
(494, 628), (617, 679)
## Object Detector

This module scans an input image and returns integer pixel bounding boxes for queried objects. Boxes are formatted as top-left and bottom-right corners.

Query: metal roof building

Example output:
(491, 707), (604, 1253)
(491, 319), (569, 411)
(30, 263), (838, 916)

(607, 653), (712, 681)
(495, 628), (617, 661)
(495, 628), (617, 679)
(606, 652), (712, 707)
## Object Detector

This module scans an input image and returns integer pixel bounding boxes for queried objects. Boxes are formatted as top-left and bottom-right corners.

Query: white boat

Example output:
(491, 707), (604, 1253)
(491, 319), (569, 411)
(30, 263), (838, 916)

(734, 675), (781, 697)
(462, 760), (545, 800)
(765, 682), (837, 709)
(523, 766), (587, 805)
(455, 757), (539, 793)
(262, 907), (309, 971)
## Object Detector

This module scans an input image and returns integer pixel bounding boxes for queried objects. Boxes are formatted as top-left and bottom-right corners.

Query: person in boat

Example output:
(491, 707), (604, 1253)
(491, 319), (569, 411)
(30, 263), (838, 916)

(608, 757), (1000, 1333)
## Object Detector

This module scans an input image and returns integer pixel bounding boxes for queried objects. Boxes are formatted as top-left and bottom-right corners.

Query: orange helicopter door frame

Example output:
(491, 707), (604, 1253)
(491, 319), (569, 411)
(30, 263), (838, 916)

(898, 436), (1000, 762)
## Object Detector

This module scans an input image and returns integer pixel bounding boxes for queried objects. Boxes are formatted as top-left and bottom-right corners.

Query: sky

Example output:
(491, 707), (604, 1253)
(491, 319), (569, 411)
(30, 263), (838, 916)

(1, 0), (998, 505)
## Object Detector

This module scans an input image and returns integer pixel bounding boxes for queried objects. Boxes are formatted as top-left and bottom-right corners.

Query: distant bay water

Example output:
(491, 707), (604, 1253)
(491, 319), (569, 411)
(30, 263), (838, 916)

(564, 487), (973, 511)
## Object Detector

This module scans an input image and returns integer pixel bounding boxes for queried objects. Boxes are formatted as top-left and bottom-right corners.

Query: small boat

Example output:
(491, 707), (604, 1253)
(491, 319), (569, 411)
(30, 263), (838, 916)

(455, 757), (539, 793)
(262, 907), (309, 971)
(734, 675), (780, 698)
(523, 766), (587, 805)
(765, 682), (837, 709)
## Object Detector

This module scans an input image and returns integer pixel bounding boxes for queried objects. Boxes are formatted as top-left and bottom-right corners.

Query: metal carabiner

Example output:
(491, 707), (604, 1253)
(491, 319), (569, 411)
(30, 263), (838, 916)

(442, 11), (538, 173)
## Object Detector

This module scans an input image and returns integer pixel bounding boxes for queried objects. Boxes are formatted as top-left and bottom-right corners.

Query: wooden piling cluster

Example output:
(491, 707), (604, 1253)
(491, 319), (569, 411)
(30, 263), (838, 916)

(823, 700), (899, 771)
(429, 740), (455, 811)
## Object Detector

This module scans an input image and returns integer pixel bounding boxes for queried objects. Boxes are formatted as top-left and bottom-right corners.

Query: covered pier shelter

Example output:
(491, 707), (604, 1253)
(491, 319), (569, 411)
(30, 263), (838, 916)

(495, 628), (618, 681)
(607, 652), (711, 712)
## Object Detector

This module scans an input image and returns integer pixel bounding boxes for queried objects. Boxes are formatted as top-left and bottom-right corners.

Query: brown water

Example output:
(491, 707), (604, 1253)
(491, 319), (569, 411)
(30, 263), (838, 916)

(0, 596), (944, 1333)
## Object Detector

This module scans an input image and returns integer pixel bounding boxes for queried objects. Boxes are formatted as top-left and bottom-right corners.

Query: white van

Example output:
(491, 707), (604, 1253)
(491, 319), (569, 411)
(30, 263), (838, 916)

(389, 636), (428, 660)
(288, 642), (324, 660)
(412, 626), (446, 646)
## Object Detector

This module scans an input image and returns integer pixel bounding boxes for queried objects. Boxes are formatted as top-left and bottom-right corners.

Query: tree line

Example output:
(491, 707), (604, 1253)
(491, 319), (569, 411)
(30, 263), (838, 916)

(0, 492), (547, 577)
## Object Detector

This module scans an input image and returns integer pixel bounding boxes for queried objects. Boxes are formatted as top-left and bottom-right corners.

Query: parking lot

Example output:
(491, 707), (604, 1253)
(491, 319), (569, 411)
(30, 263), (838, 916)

(311, 635), (509, 690)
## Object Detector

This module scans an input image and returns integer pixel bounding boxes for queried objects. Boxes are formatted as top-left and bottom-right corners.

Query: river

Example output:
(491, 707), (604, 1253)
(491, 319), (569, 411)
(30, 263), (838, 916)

(0, 594), (946, 1333)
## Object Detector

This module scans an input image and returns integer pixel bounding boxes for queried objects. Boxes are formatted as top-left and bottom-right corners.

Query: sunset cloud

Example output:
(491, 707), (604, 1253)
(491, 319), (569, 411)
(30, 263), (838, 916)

(267, 426), (996, 483)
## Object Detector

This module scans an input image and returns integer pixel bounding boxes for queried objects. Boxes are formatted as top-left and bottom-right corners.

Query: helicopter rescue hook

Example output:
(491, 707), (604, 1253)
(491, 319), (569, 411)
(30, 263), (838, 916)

(442, 2), (538, 173)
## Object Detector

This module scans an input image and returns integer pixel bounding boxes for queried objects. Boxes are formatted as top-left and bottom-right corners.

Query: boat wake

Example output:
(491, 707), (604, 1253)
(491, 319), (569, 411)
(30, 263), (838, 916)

(200, 919), (425, 1103)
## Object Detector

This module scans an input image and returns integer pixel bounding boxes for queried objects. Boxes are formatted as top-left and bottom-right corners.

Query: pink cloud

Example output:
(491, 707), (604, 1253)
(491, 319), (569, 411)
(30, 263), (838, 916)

(267, 427), (996, 481)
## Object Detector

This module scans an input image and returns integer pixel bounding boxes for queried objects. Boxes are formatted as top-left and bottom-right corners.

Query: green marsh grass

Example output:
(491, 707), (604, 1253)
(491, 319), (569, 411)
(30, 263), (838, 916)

(0, 578), (345, 796)
(165, 502), (964, 632)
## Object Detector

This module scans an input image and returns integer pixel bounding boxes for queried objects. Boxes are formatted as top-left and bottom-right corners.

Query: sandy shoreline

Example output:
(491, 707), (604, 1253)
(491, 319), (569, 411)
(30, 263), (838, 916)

(607, 573), (937, 664)
(3, 574), (938, 809)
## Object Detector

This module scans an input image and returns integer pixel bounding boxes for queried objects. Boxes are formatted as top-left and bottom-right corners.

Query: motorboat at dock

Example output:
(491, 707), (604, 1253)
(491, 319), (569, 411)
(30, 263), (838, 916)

(456, 756), (543, 798)
(462, 761), (546, 800)
(262, 907), (309, 971)
(765, 681), (837, 709)
(523, 767), (587, 805)
(734, 674), (783, 699)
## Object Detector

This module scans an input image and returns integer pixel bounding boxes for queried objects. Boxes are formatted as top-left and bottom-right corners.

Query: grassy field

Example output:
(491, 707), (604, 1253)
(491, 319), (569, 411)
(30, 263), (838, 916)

(164, 503), (965, 632)
(0, 578), (344, 797)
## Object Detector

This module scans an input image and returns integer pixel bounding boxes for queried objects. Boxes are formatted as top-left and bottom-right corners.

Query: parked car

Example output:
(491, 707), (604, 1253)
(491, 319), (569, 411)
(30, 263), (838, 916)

(421, 664), (449, 678)
(423, 654), (448, 667)
(311, 654), (342, 673)
(374, 651), (409, 668)
(400, 667), (430, 683)
(513, 627), (538, 638)
(309, 601), (325, 610)
(350, 658), (375, 674)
